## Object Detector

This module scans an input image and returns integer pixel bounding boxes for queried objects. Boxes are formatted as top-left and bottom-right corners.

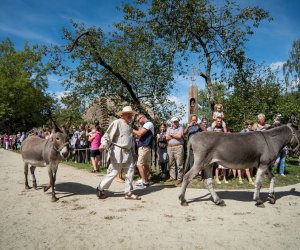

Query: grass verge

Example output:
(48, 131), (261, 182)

(14, 149), (300, 189)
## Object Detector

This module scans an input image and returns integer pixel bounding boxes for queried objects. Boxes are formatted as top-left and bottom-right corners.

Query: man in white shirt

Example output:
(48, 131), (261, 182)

(133, 114), (154, 188)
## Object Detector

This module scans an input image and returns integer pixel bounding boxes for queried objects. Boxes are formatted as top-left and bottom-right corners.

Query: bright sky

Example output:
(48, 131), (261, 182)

(1, 0), (299, 120)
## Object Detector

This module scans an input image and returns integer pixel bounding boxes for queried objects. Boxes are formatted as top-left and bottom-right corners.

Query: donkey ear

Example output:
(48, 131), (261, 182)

(60, 126), (67, 134)
(49, 129), (55, 138)
(289, 114), (298, 129)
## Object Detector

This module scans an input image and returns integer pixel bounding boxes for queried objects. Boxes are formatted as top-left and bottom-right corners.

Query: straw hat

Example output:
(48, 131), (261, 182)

(116, 106), (137, 117)
(171, 116), (179, 122)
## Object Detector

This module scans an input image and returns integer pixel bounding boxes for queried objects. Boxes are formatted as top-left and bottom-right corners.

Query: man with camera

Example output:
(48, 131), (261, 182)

(184, 114), (201, 139)
(184, 114), (202, 177)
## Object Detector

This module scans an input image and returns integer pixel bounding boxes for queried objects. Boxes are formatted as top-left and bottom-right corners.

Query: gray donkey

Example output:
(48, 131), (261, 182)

(21, 128), (69, 202)
(179, 123), (300, 207)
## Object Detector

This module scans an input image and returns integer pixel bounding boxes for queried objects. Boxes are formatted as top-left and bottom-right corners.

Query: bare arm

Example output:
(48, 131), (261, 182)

(88, 133), (96, 142)
(132, 127), (148, 137)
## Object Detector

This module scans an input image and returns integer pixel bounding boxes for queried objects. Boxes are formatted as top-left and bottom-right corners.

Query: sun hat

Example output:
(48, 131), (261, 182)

(171, 116), (179, 122)
(116, 106), (137, 117)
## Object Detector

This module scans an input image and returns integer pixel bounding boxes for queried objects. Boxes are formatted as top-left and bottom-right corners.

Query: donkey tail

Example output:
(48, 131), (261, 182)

(183, 140), (192, 175)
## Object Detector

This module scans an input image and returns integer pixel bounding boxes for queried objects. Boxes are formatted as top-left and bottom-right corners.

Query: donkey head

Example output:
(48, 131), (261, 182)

(287, 114), (300, 156)
(50, 127), (69, 159)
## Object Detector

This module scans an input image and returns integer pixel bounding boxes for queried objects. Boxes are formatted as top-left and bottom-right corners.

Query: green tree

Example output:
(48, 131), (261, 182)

(48, 20), (181, 123)
(224, 62), (282, 131)
(121, 0), (271, 110)
(0, 38), (54, 133)
(283, 39), (300, 90)
(52, 92), (85, 128)
(198, 83), (226, 121)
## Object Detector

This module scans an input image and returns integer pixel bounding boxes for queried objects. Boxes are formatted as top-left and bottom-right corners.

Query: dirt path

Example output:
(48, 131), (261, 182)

(1, 149), (300, 250)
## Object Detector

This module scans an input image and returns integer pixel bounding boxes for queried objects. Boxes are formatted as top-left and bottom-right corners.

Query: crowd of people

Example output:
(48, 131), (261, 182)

(0, 131), (28, 150)
(0, 104), (290, 201)
(155, 104), (288, 188)
(94, 104), (290, 200)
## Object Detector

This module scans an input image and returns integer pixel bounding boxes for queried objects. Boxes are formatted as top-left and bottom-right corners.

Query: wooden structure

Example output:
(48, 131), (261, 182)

(188, 73), (198, 122)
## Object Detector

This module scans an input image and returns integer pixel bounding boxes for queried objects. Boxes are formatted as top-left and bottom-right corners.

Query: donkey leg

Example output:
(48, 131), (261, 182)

(253, 166), (266, 207)
(24, 163), (30, 189)
(179, 167), (199, 206)
(43, 166), (51, 192)
(266, 167), (276, 204)
(50, 168), (58, 202)
(204, 166), (225, 206)
(30, 166), (37, 189)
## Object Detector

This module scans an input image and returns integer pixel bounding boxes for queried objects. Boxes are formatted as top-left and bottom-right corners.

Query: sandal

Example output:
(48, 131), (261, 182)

(90, 169), (97, 173)
(116, 178), (125, 183)
(124, 193), (141, 200)
(96, 187), (107, 199)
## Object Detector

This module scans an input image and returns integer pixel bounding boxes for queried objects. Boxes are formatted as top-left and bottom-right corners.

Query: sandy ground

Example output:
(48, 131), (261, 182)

(0, 149), (300, 250)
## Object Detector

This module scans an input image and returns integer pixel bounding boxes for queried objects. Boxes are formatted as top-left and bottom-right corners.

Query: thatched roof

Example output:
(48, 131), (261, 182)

(83, 96), (155, 129)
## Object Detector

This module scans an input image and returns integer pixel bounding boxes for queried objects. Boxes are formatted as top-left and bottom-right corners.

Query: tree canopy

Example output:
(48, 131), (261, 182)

(283, 39), (300, 90)
(121, 0), (272, 110)
(0, 38), (54, 133)
(197, 60), (300, 131)
(48, 20), (181, 124)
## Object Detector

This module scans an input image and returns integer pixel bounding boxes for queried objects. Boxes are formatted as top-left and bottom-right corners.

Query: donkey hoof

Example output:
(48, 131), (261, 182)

(267, 197), (276, 204)
(44, 186), (49, 192)
(51, 196), (59, 202)
(216, 199), (226, 206)
(25, 185), (31, 190)
(181, 200), (189, 207)
(267, 194), (276, 204)
(255, 200), (265, 208)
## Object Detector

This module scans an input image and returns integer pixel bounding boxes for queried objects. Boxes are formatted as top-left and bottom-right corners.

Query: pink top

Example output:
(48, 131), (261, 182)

(90, 131), (102, 150)
(4, 134), (9, 142)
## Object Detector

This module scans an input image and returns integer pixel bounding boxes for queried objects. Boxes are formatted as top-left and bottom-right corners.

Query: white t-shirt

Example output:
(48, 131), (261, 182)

(143, 121), (154, 135)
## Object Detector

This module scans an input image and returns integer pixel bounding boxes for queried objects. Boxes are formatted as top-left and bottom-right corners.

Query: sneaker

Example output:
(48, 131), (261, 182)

(143, 182), (150, 187)
(135, 183), (148, 189)
(135, 182), (144, 187)
(239, 180), (243, 184)
(216, 179), (221, 184)
(224, 180), (228, 184)
(161, 173), (167, 179)
(281, 174), (286, 177)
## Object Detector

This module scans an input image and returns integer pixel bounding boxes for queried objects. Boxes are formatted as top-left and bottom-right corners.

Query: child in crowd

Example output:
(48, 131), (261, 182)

(157, 123), (168, 180)
(212, 103), (226, 128)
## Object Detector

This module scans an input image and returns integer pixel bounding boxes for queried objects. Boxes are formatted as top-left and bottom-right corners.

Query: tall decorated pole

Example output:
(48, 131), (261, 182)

(188, 70), (198, 123)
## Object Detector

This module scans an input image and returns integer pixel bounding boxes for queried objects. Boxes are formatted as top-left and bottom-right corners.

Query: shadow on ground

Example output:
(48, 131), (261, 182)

(102, 184), (177, 198)
(54, 182), (96, 199)
(54, 182), (176, 199)
(187, 187), (300, 205)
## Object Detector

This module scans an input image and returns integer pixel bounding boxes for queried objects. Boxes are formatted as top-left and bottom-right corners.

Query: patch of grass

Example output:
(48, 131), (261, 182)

(60, 156), (300, 190)
(63, 160), (107, 173)
(11, 149), (300, 189)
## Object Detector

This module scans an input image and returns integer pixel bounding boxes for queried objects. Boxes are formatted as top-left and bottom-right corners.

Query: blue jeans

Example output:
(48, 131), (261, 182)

(274, 149), (287, 174)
